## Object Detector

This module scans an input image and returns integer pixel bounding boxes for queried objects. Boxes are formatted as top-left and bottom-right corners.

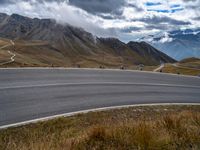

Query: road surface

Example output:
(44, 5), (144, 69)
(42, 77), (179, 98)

(0, 68), (200, 127)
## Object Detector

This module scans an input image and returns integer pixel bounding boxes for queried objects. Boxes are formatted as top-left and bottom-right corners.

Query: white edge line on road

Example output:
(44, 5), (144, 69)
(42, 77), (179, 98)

(0, 67), (199, 79)
(0, 103), (200, 130)
(1, 82), (200, 90)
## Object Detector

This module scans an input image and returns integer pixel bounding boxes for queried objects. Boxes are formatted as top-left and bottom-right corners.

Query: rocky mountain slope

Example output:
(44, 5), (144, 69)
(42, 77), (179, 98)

(0, 13), (176, 67)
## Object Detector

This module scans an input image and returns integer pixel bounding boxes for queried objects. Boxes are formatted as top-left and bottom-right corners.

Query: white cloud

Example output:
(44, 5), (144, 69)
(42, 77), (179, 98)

(0, 1), (118, 37)
(158, 32), (173, 43)
(0, 0), (199, 42)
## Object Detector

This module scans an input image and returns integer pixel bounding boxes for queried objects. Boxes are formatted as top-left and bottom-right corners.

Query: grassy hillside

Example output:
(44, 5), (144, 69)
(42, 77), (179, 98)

(179, 57), (200, 69)
(163, 64), (200, 76)
(0, 39), (168, 69)
(162, 58), (200, 76)
(0, 38), (10, 46)
(0, 13), (176, 68)
(1, 38), (199, 77)
(0, 105), (200, 150)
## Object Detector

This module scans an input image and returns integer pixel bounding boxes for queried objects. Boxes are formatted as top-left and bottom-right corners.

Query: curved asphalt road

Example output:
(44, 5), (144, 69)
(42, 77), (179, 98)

(0, 68), (200, 127)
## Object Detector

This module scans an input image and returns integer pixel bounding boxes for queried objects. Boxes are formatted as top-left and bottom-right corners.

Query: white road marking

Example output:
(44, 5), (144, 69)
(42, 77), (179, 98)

(0, 103), (199, 129)
(0, 82), (200, 90)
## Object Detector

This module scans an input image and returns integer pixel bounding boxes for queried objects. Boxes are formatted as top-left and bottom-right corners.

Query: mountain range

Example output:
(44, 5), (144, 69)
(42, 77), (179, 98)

(139, 29), (200, 60)
(0, 13), (175, 67)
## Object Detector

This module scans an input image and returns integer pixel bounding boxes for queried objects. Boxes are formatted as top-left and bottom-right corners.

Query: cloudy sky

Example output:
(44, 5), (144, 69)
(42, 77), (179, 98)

(0, 0), (199, 42)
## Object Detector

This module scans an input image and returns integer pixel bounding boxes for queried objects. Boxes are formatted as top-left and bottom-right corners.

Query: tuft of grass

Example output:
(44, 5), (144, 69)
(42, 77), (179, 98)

(87, 126), (107, 141)
(135, 121), (153, 149)
(192, 113), (200, 127)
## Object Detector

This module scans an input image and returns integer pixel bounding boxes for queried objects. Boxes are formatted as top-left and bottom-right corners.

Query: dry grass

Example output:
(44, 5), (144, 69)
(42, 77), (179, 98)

(180, 61), (200, 70)
(0, 38), (163, 69)
(163, 64), (200, 76)
(180, 57), (200, 69)
(0, 39), (10, 47)
(0, 105), (200, 150)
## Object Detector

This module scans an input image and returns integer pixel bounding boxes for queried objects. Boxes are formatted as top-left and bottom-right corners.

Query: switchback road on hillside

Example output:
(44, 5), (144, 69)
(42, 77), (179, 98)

(0, 40), (15, 66)
(0, 68), (200, 127)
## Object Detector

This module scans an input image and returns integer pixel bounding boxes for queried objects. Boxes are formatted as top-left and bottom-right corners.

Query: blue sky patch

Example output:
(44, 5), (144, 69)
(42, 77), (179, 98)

(170, 4), (181, 8)
(145, 2), (162, 6)
(147, 8), (184, 13)
(147, 9), (170, 13)
(171, 8), (184, 13)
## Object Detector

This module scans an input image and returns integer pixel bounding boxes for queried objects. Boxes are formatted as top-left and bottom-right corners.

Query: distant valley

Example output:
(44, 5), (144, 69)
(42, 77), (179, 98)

(139, 29), (200, 60)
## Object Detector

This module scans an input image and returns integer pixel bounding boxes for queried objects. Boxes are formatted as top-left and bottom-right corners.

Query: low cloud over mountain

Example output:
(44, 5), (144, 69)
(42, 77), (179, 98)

(139, 29), (200, 60)
(0, 0), (199, 42)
